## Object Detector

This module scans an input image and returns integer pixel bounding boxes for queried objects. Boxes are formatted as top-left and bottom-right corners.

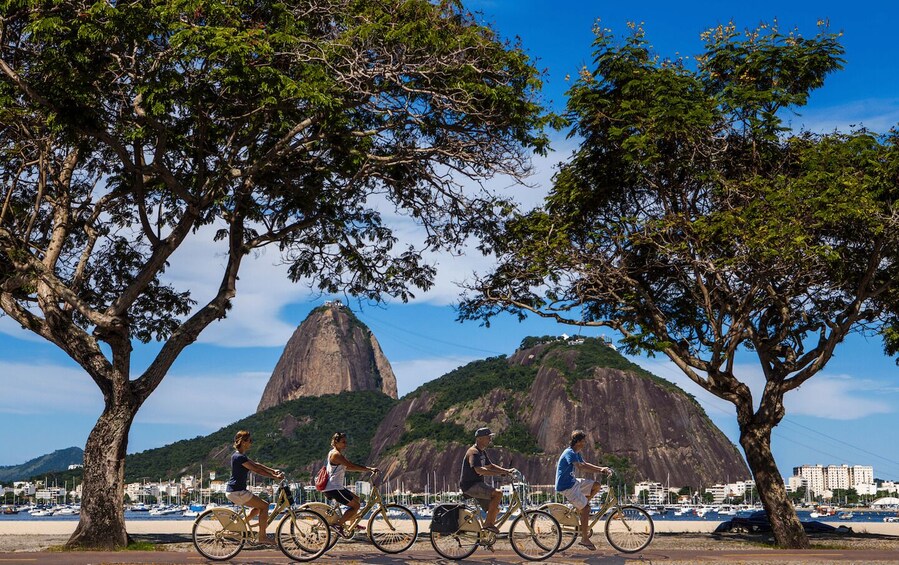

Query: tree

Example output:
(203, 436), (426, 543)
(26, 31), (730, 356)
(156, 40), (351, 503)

(0, 0), (549, 548)
(460, 21), (899, 548)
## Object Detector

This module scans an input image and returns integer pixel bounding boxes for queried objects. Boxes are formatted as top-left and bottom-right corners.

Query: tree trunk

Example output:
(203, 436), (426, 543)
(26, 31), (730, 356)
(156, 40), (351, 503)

(65, 401), (137, 549)
(740, 423), (809, 549)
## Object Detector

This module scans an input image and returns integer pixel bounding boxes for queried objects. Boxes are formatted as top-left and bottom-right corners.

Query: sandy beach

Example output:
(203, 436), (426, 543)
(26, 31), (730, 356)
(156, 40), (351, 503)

(0, 518), (897, 554)
(2, 518), (898, 536)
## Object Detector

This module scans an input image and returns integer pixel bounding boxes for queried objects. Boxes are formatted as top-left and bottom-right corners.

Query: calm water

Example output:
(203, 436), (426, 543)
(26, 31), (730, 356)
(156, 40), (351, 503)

(3, 508), (895, 524)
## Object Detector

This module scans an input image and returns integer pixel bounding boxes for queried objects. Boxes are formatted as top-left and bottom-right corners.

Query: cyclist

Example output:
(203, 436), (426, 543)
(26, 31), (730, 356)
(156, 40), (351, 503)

(225, 430), (285, 545)
(323, 431), (379, 536)
(556, 429), (611, 551)
(459, 427), (516, 533)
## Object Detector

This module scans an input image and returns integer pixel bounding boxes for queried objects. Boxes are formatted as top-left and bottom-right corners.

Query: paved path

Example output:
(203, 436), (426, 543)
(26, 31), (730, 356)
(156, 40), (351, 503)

(2, 546), (899, 564)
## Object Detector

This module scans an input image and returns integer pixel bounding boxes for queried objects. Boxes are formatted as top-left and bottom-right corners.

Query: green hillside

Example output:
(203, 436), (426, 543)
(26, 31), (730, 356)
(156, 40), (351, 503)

(390, 336), (688, 455)
(124, 390), (396, 482)
(0, 447), (83, 482)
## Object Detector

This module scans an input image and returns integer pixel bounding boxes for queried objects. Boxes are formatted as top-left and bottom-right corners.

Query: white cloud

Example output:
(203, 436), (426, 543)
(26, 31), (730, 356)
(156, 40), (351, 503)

(630, 356), (895, 422)
(136, 371), (270, 431)
(0, 358), (269, 432)
(0, 361), (103, 416)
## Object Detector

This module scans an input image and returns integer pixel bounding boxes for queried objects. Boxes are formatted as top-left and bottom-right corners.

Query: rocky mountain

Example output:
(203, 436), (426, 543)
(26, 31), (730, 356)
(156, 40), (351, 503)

(370, 338), (749, 490)
(0, 447), (83, 482)
(257, 302), (398, 412)
(125, 336), (748, 491)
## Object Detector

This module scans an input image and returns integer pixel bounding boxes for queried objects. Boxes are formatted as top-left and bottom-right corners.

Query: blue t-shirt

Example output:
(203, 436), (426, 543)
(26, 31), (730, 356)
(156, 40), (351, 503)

(226, 452), (250, 492)
(555, 447), (584, 492)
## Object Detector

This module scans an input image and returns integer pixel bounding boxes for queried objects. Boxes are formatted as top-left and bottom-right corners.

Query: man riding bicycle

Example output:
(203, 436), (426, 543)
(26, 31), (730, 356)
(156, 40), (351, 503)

(556, 429), (611, 551)
(459, 427), (516, 533)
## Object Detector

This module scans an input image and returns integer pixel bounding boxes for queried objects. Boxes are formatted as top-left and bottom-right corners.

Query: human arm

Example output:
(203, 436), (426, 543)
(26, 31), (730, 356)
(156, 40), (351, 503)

(242, 459), (285, 480)
(574, 461), (611, 475)
(329, 450), (378, 474)
(469, 449), (514, 476)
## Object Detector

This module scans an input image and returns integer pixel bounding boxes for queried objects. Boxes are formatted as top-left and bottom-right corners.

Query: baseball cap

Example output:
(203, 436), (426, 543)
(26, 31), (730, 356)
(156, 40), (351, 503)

(475, 427), (494, 438)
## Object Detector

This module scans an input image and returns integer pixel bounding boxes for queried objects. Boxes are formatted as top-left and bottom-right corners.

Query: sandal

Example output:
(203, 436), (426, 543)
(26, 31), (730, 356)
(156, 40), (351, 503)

(484, 525), (500, 534)
(578, 539), (597, 551)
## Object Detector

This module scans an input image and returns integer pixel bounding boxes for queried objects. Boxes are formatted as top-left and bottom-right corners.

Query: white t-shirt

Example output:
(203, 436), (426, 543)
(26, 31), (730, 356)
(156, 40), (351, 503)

(325, 449), (346, 491)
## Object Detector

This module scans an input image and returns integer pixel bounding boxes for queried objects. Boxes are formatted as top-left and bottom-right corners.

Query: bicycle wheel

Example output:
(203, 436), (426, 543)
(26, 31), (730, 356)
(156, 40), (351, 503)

(430, 529), (479, 560)
(192, 508), (245, 561)
(509, 510), (562, 561)
(538, 503), (578, 552)
(367, 504), (418, 553)
(605, 505), (654, 553)
(276, 509), (331, 561)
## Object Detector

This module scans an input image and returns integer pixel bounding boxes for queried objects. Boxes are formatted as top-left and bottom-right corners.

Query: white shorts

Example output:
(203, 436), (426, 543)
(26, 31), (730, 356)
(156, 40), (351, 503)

(560, 478), (596, 510)
(226, 490), (254, 505)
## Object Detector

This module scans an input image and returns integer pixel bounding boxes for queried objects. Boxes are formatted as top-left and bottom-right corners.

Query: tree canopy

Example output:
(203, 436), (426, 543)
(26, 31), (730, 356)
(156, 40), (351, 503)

(460, 21), (899, 548)
(0, 0), (550, 548)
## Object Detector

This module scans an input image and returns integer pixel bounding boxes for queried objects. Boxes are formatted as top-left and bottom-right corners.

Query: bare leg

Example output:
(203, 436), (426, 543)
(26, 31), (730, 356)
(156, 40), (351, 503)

(339, 496), (361, 527)
(579, 504), (591, 542)
(247, 496), (270, 543)
(485, 490), (502, 529)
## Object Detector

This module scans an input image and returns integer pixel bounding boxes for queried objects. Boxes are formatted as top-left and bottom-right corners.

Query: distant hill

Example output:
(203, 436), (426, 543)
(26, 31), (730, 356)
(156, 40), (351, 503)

(122, 337), (748, 490)
(369, 337), (749, 489)
(124, 391), (397, 482)
(0, 447), (83, 482)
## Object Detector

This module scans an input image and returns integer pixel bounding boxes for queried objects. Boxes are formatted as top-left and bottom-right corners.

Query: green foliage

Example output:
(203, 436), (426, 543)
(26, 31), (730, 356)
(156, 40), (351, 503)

(595, 452), (639, 489)
(498, 417), (543, 454)
(1, 0), (551, 546)
(124, 391), (396, 482)
(406, 354), (537, 412)
(458, 22), (895, 547)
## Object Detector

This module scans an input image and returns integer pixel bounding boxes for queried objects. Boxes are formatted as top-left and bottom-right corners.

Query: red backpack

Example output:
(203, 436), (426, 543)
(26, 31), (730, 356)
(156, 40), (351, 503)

(314, 465), (329, 491)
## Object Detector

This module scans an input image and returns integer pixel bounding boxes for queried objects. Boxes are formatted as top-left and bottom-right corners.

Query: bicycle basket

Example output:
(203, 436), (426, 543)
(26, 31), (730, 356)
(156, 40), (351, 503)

(430, 504), (464, 533)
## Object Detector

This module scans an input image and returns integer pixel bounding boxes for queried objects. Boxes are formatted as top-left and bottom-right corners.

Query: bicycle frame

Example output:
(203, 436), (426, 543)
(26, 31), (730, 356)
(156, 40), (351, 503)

(220, 481), (296, 535)
(303, 472), (400, 532)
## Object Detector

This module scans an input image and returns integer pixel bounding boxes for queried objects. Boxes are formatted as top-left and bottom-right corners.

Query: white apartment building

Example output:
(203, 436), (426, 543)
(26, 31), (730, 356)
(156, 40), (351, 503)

(12, 482), (36, 497)
(634, 481), (669, 505)
(793, 465), (826, 496)
(786, 475), (807, 494)
(703, 480), (756, 504)
(792, 464), (875, 497)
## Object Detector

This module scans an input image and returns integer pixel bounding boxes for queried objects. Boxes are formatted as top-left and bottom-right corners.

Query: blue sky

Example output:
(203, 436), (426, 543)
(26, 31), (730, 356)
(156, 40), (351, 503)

(2, 0), (899, 484)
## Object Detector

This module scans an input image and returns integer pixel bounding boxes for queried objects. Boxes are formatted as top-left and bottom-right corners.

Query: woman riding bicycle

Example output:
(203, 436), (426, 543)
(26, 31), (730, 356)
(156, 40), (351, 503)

(323, 431), (378, 537)
(225, 430), (285, 545)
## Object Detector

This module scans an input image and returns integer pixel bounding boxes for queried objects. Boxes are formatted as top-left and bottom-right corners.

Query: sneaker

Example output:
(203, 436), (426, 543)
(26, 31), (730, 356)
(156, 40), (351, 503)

(484, 525), (500, 534)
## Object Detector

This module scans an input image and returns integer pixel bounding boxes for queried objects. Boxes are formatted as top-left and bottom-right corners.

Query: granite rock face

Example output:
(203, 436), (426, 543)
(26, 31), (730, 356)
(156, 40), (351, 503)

(369, 341), (749, 490)
(257, 303), (398, 412)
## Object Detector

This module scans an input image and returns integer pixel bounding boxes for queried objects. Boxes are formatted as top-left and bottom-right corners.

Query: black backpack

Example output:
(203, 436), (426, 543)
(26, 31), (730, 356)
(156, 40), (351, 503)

(430, 504), (464, 533)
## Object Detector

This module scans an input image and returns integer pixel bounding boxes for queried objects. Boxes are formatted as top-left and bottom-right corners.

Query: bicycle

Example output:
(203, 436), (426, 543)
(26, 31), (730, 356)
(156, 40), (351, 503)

(539, 471), (654, 553)
(192, 480), (331, 561)
(301, 470), (418, 554)
(429, 470), (563, 561)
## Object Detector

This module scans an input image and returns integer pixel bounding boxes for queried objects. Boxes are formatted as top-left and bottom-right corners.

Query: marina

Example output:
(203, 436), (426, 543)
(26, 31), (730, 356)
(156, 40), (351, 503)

(0, 503), (897, 525)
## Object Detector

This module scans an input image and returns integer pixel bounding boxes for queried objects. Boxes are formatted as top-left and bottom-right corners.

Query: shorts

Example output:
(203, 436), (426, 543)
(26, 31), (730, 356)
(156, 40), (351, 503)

(324, 488), (355, 505)
(462, 482), (497, 512)
(560, 478), (596, 510)
(225, 490), (254, 505)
